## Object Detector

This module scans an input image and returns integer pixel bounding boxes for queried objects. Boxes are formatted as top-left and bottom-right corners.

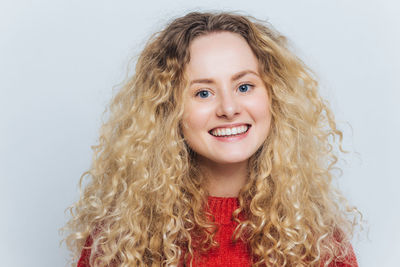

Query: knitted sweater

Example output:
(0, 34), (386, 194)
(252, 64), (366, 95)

(77, 196), (358, 267)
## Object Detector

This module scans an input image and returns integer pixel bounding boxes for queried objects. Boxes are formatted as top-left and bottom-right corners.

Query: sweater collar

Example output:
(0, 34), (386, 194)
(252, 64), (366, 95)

(207, 196), (240, 224)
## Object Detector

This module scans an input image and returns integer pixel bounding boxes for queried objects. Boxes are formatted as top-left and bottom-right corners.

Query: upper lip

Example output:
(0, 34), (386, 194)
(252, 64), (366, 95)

(209, 123), (251, 132)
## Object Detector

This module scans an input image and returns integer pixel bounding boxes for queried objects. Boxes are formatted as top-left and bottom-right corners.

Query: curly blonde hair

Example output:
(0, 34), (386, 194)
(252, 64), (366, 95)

(62, 11), (361, 267)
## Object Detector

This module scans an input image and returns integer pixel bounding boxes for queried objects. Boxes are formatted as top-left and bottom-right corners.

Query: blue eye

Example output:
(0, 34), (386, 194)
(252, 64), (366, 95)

(196, 90), (211, 98)
(238, 84), (253, 93)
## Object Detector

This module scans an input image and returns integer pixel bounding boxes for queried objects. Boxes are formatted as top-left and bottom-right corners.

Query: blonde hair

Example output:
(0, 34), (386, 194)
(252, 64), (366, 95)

(62, 11), (362, 266)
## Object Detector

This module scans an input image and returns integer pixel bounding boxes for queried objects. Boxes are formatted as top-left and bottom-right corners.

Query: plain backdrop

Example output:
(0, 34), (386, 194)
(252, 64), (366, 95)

(1, 0), (399, 266)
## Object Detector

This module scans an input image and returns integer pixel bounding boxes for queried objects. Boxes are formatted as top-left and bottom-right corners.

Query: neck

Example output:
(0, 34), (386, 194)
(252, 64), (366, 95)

(198, 157), (248, 197)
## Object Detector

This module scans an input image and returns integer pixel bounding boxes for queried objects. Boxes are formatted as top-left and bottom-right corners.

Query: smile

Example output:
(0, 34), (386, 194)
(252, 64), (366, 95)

(209, 124), (250, 137)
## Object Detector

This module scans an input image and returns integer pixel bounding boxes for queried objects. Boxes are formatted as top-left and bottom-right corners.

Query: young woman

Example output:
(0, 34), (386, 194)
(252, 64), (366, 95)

(63, 11), (361, 266)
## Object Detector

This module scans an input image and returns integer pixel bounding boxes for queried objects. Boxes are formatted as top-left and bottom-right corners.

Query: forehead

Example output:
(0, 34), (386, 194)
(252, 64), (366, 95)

(185, 32), (259, 79)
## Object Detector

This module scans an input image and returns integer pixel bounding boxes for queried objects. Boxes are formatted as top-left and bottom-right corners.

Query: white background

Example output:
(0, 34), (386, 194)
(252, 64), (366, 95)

(1, 0), (399, 266)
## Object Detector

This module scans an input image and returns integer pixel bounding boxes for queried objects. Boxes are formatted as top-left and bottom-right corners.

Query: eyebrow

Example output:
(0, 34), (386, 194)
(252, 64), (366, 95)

(189, 70), (260, 86)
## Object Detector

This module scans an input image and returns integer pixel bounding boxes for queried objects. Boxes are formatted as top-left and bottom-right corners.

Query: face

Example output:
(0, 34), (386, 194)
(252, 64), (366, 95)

(181, 31), (271, 167)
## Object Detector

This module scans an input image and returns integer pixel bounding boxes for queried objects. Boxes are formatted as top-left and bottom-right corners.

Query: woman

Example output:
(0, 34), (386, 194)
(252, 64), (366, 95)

(63, 11), (361, 266)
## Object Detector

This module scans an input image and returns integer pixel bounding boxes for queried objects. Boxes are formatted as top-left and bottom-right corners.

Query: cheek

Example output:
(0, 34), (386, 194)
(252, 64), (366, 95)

(182, 109), (199, 132)
(249, 92), (272, 140)
(181, 109), (204, 141)
(181, 106), (210, 152)
(182, 103), (214, 132)
(249, 92), (271, 121)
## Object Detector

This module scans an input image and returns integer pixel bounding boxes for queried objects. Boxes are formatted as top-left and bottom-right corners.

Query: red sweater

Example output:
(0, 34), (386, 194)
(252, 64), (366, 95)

(77, 196), (358, 267)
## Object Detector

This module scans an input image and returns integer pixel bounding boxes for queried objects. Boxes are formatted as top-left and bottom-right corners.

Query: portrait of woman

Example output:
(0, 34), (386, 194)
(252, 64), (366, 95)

(62, 11), (362, 266)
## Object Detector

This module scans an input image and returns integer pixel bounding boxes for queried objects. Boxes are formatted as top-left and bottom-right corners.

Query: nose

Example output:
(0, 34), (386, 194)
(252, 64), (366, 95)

(216, 90), (241, 119)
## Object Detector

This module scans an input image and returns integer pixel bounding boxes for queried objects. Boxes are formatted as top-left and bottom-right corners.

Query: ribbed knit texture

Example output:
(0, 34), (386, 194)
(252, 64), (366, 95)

(186, 196), (251, 267)
(77, 196), (358, 267)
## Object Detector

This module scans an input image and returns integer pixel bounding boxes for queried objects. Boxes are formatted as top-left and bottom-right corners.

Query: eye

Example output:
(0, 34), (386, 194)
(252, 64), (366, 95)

(195, 90), (211, 98)
(238, 84), (253, 93)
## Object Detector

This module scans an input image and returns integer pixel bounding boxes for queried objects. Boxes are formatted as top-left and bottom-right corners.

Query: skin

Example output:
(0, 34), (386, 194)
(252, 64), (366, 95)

(182, 31), (272, 197)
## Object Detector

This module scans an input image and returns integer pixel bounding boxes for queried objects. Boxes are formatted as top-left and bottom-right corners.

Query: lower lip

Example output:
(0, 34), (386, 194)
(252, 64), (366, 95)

(209, 127), (251, 142)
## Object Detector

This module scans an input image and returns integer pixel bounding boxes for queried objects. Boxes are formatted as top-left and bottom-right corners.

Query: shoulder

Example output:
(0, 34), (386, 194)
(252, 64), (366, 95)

(327, 245), (358, 266)
(325, 229), (358, 267)
(77, 236), (93, 267)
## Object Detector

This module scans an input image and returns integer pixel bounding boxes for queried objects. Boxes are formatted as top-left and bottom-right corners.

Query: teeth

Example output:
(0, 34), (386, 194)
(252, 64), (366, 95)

(211, 125), (249, 137)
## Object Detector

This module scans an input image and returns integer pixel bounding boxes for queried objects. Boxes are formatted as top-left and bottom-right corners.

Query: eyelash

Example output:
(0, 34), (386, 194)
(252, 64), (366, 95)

(195, 83), (254, 98)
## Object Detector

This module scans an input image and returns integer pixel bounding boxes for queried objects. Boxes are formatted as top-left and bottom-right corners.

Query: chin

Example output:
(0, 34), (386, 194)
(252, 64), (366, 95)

(212, 154), (253, 165)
